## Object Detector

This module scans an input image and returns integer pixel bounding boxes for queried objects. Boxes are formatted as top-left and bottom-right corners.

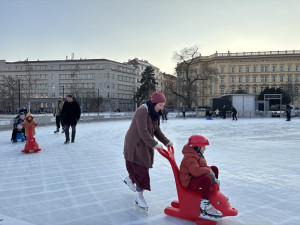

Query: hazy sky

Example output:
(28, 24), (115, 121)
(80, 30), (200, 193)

(1, 0), (300, 74)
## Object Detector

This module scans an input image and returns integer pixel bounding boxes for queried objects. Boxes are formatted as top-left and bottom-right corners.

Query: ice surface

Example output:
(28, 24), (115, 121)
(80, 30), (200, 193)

(0, 118), (300, 225)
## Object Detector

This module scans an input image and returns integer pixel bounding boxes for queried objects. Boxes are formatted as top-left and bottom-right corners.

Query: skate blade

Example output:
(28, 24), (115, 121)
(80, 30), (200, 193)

(200, 214), (222, 222)
(135, 201), (148, 211)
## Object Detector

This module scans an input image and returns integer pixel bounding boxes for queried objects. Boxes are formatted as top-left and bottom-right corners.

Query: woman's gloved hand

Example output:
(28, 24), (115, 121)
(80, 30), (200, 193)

(166, 141), (173, 147)
(154, 143), (164, 150)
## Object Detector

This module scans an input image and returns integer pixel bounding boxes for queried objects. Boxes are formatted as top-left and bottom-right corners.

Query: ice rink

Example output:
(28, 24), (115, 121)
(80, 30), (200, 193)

(0, 117), (299, 225)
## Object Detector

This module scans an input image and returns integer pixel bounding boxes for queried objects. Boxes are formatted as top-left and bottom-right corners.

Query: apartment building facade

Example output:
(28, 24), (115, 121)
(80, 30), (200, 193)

(0, 59), (138, 113)
(176, 50), (300, 109)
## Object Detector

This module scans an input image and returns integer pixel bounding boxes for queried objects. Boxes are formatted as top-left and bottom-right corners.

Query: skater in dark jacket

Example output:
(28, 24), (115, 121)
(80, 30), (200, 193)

(11, 112), (25, 142)
(222, 105), (226, 119)
(231, 106), (238, 121)
(61, 94), (81, 144)
(286, 104), (293, 121)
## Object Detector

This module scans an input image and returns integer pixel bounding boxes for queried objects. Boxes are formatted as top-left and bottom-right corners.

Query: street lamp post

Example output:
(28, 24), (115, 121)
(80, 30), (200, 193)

(18, 79), (21, 109)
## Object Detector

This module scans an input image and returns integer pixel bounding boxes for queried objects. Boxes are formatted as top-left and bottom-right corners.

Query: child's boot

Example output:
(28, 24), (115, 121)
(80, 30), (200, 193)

(200, 199), (222, 221)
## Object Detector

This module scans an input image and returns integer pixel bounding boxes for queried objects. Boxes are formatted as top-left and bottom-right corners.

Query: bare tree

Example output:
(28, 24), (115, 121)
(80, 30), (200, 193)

(284, 79), (298, 105)
(0, 75), (19, 113)
(171, 45), (218, 110)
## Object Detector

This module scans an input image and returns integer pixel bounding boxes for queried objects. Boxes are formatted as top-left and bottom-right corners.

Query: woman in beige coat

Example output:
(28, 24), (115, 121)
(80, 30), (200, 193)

(123, 92), (173, 210)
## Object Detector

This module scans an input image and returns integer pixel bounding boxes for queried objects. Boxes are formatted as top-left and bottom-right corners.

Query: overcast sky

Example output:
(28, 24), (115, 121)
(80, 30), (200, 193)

(1, 0), (300, 74)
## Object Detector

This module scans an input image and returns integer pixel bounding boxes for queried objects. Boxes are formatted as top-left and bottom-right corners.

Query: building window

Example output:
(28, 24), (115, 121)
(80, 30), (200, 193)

(232, 77), (235, 83)
(280, 76), (284, 82)
(295, 98), (299, 104)
(246, 77), (249, 83)
(221, 77), (224, 83)
(239, 77), (242, 83)
(210, 88), (212, 95)
(221, 68), (224, 73)
(272, 76), (276, 82)
(261, 67), (265, 72)
(253, 76), (257, 82)
(280, 66), (284, 72)
(265, 67), (268, 72)
(253, 87), (257, 93)
(221, 88), (224, 94)
(253, 66), (257, 72)
(246, 88), (249, 93)
(231, 88), (235, 93)
(288, 76), (291, 82)
(296, 66), (299, 71)
(272, 66), (276, 72)
(239, 67), (242, 73)
(232, 68), (235, 73)
(265, 76), (268, 82)
(246, 67), (249, 73)
(288, 66), (291, 72)
(295, 87), (299, 93)
(52, 93), (55, 98)
(202, 99), (205, 106)
(261, 76), (265, 82)
(296, 76), (299, 82)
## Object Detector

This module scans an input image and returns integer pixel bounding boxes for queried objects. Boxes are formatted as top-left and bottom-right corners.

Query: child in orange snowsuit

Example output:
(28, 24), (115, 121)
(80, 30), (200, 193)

(179, 135), (222, 222)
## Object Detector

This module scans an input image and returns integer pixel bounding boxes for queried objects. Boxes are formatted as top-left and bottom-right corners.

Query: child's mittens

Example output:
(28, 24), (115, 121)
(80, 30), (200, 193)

(154, 143), (164, 150)
(215, 179), (220, 187)
(209, 170), (216, 182)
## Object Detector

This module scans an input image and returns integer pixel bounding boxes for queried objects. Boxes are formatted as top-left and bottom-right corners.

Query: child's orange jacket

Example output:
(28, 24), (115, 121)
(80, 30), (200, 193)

(179, 144), (210, 188)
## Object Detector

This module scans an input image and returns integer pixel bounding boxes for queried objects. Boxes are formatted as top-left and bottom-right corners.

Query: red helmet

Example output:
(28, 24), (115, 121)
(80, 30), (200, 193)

(188, 135), (209, 147)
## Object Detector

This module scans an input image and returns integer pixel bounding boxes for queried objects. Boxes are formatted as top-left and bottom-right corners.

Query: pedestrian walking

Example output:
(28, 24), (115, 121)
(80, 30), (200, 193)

(222, 105), (226, 119)
(61, 94), (81, 144)
(286, 104), (293, 121)
(231, 106), (238, 121)
(53, 96), (64, 133)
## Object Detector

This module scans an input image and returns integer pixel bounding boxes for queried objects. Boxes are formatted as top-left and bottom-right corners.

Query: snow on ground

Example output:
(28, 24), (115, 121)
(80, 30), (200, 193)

(0, 118), (300, 225)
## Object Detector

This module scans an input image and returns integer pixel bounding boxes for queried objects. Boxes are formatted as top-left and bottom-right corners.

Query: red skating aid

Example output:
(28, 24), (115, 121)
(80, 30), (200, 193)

(157, 146), (238, 224)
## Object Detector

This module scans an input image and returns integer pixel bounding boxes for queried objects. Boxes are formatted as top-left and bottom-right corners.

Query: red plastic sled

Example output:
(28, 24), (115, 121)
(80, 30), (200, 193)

(157, 146), (238, 225)
(21, 123), (41, 153)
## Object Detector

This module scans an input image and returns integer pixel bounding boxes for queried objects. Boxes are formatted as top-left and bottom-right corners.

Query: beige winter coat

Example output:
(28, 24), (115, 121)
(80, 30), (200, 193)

(124, 104), (170, 168)
(53, 101), (64, 116)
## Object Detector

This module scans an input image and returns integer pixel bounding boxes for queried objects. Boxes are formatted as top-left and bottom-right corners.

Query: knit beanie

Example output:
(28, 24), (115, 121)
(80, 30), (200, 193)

(150, 92), (166, 104)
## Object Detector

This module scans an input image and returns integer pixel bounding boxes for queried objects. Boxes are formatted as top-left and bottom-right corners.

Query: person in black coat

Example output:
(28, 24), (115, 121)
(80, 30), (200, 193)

(61, 94), (81, 144)
(231, 106), (238, 121)
(222, 105), (227, 119)
(286, 104), (293, 121)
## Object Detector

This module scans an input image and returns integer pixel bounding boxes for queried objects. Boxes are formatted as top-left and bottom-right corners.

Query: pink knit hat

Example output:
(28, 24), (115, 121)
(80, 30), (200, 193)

(151, 92), (166, 103)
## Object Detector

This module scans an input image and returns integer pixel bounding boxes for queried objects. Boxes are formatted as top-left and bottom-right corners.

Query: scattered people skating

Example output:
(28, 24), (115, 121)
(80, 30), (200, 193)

(22, 113), (38, 138)
(231, 106), (238, 121)
(123, 92), (173, 211)
(162, 106), (168, 122)
(11, 111), (26, 142)
(215, 109), (220, 118)
(222, 105), (226, 119)
(181, 107), (186, 119)
(61, 94), (81, 144)
(179, 135), (222, 221)
(53, 96), (64, 133)
(21, 113), (41, 153)
(205, 110), (214, 120)
(286, 104), (293, 121)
